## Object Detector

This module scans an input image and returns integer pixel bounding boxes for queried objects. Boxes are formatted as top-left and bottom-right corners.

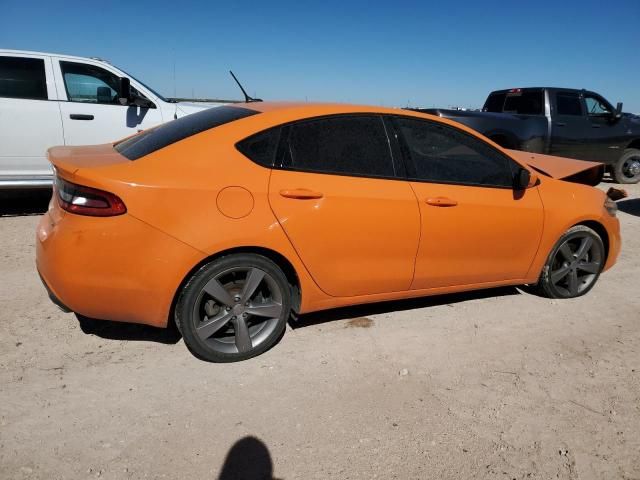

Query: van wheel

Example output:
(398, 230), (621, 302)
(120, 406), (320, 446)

(175, 254), (291, 362)
(534, 225), (604, 299)
(611, 149), (640, 184)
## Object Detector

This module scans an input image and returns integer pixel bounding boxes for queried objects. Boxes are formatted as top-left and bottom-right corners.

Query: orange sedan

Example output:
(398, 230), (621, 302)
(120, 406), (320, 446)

(36, 102), (621, 362)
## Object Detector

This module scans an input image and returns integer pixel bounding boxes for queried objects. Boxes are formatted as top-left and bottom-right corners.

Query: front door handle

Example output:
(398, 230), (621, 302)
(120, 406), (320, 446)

(426, 197), (458, 207)
(279, 189), (324, 200)
(69, 114), (94, 120)
(555, 122), (566, 127)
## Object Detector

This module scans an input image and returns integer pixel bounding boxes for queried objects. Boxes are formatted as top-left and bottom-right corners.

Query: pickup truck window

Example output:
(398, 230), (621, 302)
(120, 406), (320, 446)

(0, 56), (47, 100)
(556, 92), (582, 116)
(503, 91), (543, 115)
(395, 117), (513, 188)
(60, 61), (147, 105)
(484, 90), (543, 115)
(484, 92), (506, 112)
(585, 94), (611, 116)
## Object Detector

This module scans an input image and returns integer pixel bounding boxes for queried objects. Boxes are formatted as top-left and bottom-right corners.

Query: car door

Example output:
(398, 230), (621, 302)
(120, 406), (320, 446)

(390, 116), (543, 289)
(53, 59), (164, 145)
(582, 92), (627, 163)
(550, 90), (590, 159)
(268, 114), (421, 297)
(0, 53), (63, 182)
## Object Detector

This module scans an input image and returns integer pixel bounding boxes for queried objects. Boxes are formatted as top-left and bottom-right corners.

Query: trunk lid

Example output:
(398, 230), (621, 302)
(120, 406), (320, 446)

(47, 143), (129, 179)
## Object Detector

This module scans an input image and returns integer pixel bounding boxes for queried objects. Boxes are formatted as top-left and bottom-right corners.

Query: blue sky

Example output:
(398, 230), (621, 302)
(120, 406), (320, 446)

(2, 0), (639, 111)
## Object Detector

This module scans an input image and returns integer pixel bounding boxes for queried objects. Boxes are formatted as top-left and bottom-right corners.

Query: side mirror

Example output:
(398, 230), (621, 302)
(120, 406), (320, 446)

(514, 168), (534, 190)
(613, 102), (623, 121)
(118, 77), (131, 105)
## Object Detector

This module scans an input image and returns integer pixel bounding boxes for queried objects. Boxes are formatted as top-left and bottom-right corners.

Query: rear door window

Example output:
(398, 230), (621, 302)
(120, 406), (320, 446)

(556, 92), (583, 116)
(283, 115), (395, 178)
(0, 56), (47, 100)
(115, 105), (259, 160)
(394, 117), (514, 187)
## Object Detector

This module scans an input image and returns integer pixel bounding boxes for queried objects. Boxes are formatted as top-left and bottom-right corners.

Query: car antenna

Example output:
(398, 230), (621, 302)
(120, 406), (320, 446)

(229, 70), (262, 103)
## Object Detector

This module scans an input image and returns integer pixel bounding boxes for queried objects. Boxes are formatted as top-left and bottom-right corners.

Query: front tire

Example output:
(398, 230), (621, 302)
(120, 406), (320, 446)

(610, 148), (640, 184)
(534, 225), (605, 299)
(176, 254), (291, 362)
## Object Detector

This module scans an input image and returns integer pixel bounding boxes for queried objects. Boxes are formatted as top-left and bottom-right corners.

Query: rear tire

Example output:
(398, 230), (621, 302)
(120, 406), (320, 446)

(533, 225), (604, 299)
(610, 148), (640, 184)
(175, 254), (291, 362)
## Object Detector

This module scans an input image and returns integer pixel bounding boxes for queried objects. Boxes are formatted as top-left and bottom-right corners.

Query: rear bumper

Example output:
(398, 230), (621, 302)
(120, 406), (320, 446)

(36, 206), (205, 327)
(37, 270), (71, 312)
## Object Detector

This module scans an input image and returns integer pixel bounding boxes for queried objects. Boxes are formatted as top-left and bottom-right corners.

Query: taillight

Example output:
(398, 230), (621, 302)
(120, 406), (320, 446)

(55, 176), (126, 217)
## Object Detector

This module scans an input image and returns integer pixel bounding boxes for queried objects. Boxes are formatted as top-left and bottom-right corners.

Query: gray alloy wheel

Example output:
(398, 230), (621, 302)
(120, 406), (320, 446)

(176, 254), (291, 362)
(536, 225), (605, 299)
(611, 148), (640, 184)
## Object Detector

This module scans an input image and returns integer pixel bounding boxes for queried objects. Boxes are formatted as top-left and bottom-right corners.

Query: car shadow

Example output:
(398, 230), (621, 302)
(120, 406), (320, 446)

(76, 314), (181, 344)
(617, 198), (640, 217)
(292, 286), (520, 329)
(0, 189), (52, 217)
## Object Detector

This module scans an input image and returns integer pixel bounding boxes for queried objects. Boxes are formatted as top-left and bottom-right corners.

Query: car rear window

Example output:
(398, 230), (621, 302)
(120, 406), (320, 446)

(115, 105), (259, 160)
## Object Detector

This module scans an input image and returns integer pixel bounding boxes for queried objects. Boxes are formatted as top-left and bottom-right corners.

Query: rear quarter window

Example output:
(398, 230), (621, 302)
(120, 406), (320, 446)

(115, 105), (259, 160)
(236, 127), (281, 167)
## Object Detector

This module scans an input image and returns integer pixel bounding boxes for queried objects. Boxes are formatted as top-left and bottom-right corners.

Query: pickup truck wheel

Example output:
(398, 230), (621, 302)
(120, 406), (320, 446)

(533, 225), (604, 299)
(611, 149), (640, 184)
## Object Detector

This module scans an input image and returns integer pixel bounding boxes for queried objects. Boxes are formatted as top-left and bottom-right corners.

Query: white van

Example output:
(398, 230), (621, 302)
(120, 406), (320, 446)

(0, 49), (221, 188)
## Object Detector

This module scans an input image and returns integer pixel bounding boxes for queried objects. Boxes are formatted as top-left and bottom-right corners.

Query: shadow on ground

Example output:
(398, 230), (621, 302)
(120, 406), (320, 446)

(0, 189), (52, 217)
(77, 315), (181, 344)
(74, 287), (519, 346)
(293, 286), (520, 329)
(617, 198), (640, 217)
(217, 436), (281, 480)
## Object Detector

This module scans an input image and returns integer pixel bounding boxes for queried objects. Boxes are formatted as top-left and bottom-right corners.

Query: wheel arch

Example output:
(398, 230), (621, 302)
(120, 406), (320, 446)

(485, 130), (519, 149)
(168, 246), (302, 328)
(626, 139), (640, 151)
(574, 220), (609, 263)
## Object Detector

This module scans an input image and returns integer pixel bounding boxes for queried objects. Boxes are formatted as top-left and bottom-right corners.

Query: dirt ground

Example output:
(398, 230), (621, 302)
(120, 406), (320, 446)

(1, 183), (639, 480)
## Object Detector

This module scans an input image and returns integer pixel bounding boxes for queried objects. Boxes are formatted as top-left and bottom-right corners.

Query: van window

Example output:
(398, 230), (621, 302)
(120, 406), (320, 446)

(0, 56), (47, 100)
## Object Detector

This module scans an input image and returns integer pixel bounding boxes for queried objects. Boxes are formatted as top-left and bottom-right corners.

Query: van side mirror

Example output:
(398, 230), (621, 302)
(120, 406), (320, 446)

(514, 168), (532, 190)
(118, 77), (132, 105)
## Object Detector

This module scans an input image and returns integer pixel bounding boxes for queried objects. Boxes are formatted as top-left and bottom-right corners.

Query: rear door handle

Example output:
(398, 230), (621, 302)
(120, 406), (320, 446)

(555, 122), (566, 127)
(426, 197), (458, 207)
(279, 188), (324, 199)
(591, 124), (601, 128)
(69, 114), (94, 120)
